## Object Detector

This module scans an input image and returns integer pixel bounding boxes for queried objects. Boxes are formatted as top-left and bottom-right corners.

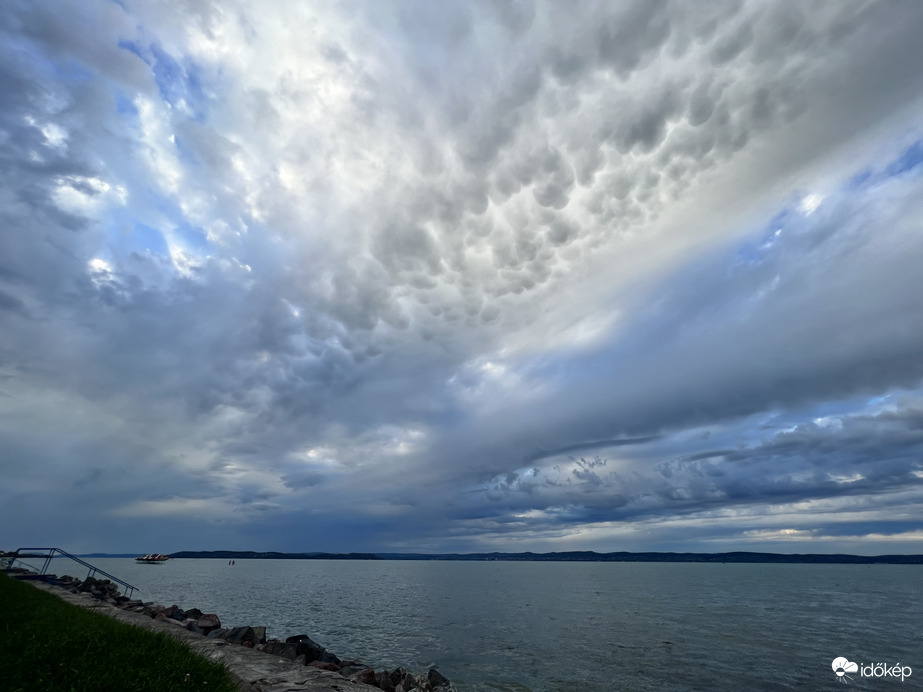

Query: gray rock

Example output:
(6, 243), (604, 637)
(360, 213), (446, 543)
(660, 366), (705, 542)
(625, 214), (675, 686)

(278, 643), (300, 660)
(265, 641), (285, 655)
(398, 672), (418, 691)
(319, 650), (341, 665)
(389, 668), (408, 686)
(338, 665), (366, 678)
(427, 668), (451, 687)
(278, 635), (327, 662)
(309, 661), (340, 672)
(297, 641), (326, 662)
(186, 622), (206, 636)
(225, 626), (253, 644)
(376, 671), (396, 692)
(196, 613), (221, 632)
(142, 603), (164, 617)
(349, 668), (378, 686)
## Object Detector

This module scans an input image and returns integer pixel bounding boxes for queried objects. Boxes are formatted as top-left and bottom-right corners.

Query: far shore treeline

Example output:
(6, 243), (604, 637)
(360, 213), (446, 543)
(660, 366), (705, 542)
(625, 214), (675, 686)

(71, 550), (923, 564)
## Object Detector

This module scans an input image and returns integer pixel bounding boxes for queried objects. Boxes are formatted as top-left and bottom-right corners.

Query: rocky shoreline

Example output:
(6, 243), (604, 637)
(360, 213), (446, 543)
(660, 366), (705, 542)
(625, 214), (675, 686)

(28, 569), (453, 692)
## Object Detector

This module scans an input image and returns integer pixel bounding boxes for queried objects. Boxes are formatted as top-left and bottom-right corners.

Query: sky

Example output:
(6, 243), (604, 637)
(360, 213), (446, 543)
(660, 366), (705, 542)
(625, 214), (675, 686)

(2, 1), (923, 555)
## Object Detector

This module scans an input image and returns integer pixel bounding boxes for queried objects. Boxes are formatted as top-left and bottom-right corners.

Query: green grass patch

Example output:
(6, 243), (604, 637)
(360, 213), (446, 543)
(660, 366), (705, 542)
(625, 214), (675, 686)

(0, 571), (238, 692)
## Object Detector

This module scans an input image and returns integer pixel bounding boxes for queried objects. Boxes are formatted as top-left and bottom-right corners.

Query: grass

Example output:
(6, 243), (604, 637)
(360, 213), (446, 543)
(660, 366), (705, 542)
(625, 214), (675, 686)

(0, 571), (239, 692)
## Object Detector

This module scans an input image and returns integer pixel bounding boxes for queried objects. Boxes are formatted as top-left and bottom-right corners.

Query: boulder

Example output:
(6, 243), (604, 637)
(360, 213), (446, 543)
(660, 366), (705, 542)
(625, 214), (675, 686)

(427, 668), (451, 687)
(185, 607), (203, 620)
(207, 628), (230, 639)
(309, 661), (340, 672)
(349, 668), (378, 686)
(154, 613), (184, 628)
(229, 626), (263, 646)
(142, 603), (164, 617)
(375, 671), (396, 692)
(278, 643), (300, 660)
(169, 608), (186, 621)
(196, 614), (221, 633)
(397, 672), (418, 691)
(225, 626), (254, 644)
(278, 636), (326, 662)
(320, 650), (341, 665)
(389, 669), (408, 687)
(299, 642), (326, 662)
(186, 622), (206, 636)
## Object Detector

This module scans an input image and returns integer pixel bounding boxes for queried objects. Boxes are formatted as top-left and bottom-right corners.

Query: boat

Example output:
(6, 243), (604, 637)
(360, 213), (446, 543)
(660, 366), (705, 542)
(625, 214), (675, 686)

(135, 553), (169, 564)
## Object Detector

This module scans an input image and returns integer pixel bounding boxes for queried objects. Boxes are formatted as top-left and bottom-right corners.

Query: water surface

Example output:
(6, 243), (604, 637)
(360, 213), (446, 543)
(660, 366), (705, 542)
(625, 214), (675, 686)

(76, 559), (920, 690)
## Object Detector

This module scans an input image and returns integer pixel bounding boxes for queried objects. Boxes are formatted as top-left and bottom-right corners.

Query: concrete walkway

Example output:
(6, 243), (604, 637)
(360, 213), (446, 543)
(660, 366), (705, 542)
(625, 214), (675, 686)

(27, 580), (378, 692)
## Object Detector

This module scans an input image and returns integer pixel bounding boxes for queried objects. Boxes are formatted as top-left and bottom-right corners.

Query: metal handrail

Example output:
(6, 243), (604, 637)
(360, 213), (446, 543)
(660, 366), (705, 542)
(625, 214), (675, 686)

(10, 547), (138, 598)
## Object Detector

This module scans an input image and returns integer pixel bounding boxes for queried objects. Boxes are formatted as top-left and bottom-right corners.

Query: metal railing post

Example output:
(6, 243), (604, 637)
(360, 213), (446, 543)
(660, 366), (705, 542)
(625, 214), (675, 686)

(7, 547), (138, 597)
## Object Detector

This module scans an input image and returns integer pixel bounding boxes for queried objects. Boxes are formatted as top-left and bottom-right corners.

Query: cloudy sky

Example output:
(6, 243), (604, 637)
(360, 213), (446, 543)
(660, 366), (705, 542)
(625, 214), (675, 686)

(2, 1), (923, 555)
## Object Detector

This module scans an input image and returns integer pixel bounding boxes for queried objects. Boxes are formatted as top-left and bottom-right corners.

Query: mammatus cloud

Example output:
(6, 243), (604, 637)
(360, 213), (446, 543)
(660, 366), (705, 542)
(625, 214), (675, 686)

(1, 1), (922, 554)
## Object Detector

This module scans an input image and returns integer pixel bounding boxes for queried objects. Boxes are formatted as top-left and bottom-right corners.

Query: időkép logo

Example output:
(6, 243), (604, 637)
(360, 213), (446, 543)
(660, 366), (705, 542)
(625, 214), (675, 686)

(832, 657), (912, 683)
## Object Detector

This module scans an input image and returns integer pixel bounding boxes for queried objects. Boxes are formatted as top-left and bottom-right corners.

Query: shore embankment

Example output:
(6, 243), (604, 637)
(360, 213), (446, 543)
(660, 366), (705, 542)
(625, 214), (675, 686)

(6, 568), (452, 692)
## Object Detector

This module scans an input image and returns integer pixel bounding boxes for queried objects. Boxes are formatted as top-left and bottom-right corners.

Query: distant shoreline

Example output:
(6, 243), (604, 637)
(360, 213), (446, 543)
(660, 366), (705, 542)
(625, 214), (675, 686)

(76, 550), (923, 564)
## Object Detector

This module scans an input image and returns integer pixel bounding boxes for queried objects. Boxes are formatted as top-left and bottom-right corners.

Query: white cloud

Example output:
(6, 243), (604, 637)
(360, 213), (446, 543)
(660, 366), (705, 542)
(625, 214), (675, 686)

(3, 0), (923, 552)
(800, 192), (824, 215)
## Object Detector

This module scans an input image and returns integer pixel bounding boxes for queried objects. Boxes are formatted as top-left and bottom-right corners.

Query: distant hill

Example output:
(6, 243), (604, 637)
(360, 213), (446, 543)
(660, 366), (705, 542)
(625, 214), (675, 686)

(161, 550), (923, 564)
(374, 551), (923, 564)
(169, 550), (381, 560)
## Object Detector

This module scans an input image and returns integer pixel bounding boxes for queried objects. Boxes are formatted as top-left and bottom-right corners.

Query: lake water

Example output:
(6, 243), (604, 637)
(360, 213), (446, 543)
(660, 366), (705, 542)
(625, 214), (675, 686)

(70, 559), (921, 690)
